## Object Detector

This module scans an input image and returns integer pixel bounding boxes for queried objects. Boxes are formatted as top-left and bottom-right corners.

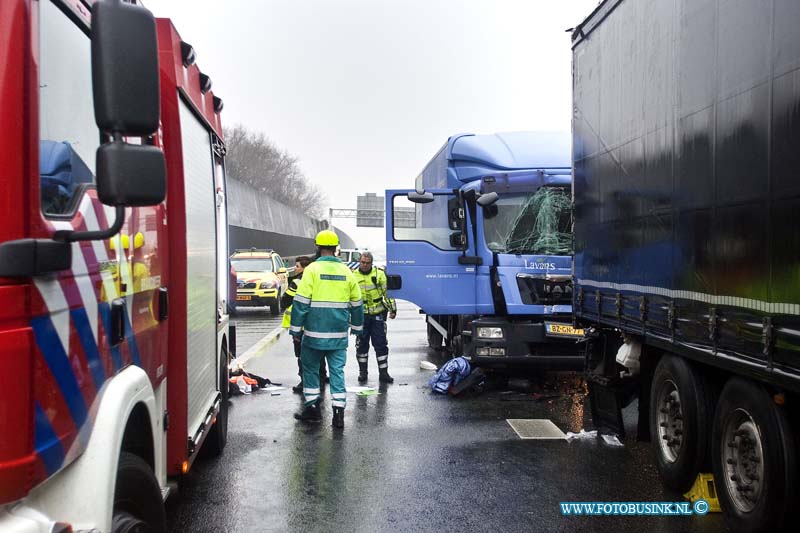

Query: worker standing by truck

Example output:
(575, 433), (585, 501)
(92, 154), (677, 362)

(290, 230), (363, 428)
(352, 251), (397, 384)
(283, 256), (329, 394)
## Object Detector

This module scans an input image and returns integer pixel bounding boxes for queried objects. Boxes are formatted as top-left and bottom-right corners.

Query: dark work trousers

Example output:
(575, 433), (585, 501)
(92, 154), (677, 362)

(355, 313), (389, 371)
(294, 334), (327, 381)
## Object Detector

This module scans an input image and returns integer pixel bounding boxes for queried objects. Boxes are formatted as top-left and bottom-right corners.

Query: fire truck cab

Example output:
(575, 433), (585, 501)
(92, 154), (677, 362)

(0, 1), (231, 531)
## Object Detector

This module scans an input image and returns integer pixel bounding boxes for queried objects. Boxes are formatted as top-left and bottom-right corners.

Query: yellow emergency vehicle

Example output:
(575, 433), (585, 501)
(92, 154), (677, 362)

(230, 248), (289, 315)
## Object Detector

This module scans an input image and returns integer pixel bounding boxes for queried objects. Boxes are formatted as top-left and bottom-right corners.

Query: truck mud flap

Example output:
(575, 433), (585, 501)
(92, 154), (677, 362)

(229, 323), (236, 359)
(587, 375), (626, 438)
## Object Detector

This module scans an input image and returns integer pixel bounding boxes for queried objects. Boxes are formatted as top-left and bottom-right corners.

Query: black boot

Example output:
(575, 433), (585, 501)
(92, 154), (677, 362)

(332, 407), (344, 429)
(292, 381), (303, 394)
(379, 369), (394, 384)
(293, 401), (322, 423)
(357, 361), (368, 383)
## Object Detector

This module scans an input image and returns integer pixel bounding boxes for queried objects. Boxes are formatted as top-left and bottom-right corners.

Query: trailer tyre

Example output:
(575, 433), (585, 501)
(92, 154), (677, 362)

(649, 355), (713, 492)
(712, 378), (797, 531)
(427, 322), (444, 350)
(112, 452), (166, 533)
(203, 346), (229, 457)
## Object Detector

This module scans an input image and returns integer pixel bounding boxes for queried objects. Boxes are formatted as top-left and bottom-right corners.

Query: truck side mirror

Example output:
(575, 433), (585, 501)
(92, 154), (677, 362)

(448, 197), (464, 230)
(92, 0), (160, 136)
(449, 232), (466, 249)
(386, 274), (402, 290)
(477, 191), (499, 207)
(92, 0), (166, 208)
(407, 191), (434, 204)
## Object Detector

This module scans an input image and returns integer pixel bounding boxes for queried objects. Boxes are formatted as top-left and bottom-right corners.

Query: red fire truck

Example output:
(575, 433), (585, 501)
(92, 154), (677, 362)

(0, 1), (232, 530)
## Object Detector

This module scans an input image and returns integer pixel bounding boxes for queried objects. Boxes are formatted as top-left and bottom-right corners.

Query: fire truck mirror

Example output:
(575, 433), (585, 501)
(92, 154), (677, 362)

(96, 142), (166, 207)
(91, 0), (160, 136)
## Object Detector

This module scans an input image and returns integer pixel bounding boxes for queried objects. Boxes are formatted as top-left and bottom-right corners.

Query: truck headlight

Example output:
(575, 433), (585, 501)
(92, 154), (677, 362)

(260, 281), (275, 289)
(477, 327), (503, 339)
(476, 347), (490, 356)
(489, 347), (506, 356)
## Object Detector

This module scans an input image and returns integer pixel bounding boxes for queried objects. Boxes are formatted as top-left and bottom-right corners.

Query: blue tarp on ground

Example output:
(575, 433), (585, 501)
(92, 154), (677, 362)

(428, 357), (471, 394)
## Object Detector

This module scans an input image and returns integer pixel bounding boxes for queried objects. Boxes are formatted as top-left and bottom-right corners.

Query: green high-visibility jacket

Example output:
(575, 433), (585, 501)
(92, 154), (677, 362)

(289, 256), (364, 350)
(352, 267), (396, 316)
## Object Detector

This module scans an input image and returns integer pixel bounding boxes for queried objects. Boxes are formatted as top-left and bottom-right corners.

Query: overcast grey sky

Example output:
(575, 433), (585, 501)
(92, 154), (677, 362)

(145, 0), (598, 250)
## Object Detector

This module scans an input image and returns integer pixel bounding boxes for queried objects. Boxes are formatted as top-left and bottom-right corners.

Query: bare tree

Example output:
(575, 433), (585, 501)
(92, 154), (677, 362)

(223, 125), (327, 218)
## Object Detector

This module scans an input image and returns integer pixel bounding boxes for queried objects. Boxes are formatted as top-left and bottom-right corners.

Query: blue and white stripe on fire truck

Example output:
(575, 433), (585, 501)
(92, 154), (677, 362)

(30, 193), (145, 476)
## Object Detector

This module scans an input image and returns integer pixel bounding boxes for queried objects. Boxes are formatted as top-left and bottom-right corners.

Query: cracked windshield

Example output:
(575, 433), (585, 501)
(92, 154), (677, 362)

(484, 186), (571, 255)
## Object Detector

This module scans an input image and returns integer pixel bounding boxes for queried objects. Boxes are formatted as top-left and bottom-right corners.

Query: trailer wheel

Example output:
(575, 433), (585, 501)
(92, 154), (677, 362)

(427, 322), (444, 350)
(712, 378), (797, 530)
(112, 452), (166, 533)
(649, 355), (713, 491)
(203, 346), (229, 457)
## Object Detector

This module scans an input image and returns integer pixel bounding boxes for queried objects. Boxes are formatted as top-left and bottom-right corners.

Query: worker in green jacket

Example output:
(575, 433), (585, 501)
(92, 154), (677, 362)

(281, 256), (326, 394)
(290, 230), (364, 428)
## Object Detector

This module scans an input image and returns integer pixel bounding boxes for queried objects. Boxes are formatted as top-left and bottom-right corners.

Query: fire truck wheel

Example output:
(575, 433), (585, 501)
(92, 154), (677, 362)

(711, 378), (797, 530)
(112, 452), (166, 533)
(649, 354), (713, 492)
(203, 347), (229, 457)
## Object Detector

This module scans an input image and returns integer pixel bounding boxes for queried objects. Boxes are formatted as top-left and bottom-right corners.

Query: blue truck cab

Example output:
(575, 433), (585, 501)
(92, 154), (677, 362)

(385, 132), (585, 369)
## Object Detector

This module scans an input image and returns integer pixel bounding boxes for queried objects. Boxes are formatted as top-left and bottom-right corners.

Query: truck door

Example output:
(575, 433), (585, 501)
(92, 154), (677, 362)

(385, 189), (477, 315)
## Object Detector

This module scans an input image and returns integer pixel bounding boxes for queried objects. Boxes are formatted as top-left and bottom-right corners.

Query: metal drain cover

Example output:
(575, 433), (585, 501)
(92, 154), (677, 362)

(507, 419), (567, 440)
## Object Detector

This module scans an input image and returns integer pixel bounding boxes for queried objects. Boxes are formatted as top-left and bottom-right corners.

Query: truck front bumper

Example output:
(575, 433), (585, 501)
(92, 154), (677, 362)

(467, 317), (585, 370)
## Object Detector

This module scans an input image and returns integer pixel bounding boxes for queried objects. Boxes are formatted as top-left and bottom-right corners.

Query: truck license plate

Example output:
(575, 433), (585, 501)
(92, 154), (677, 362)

(545, 322), (584, 337)
(236, 295), (252, 301)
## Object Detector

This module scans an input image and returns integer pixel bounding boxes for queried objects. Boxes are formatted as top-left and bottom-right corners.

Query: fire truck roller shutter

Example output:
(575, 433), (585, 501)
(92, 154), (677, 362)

(178, 99), (219, 438)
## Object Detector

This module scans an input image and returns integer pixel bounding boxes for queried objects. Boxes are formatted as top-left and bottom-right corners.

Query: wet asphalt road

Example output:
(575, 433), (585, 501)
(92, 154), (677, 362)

(230, 306), (284, 356)
(167, 302), (726, 533)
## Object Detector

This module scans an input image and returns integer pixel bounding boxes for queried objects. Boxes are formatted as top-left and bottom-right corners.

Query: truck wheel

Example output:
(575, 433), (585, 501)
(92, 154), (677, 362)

(203, 346), (229, 457)
(427, 323), (444, 350)
(649, 355), (713, 491)
(270, 300), (280, 315)
(712, 378), (797, 530)
(112, 452), (166, 533)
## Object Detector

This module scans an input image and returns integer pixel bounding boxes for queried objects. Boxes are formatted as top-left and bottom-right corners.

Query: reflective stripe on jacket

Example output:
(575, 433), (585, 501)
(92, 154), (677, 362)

(352, 267), (396, 316)
(289, 256), (364, 349)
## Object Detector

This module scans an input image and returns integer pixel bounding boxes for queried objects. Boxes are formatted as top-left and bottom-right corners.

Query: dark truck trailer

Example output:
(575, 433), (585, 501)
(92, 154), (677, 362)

(572, 0), (800, 529)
